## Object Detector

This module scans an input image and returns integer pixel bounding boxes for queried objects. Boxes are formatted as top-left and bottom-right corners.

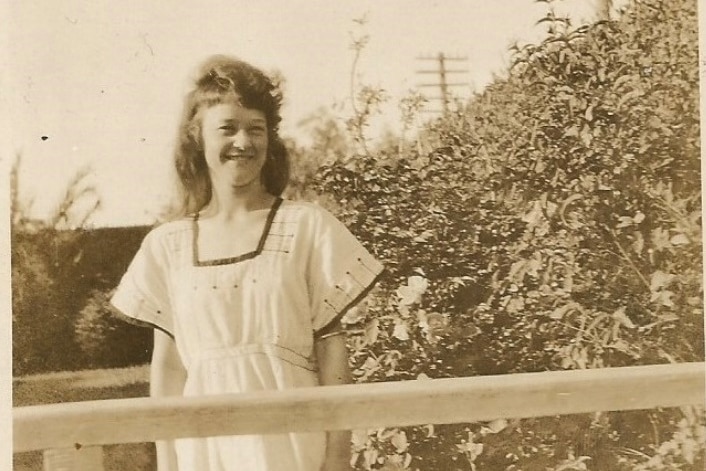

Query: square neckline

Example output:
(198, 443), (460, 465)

(192, 197), (283, 267)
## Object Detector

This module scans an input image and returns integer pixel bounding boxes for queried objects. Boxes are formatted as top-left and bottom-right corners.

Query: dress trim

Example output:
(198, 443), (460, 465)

(315, 268), (385, 338)
(108, 304), (175, 339)
(192, 197), (283, 267)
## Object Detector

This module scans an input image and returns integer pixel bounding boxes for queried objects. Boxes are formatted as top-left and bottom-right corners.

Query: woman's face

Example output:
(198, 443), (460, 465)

(199, 99), (269, 191)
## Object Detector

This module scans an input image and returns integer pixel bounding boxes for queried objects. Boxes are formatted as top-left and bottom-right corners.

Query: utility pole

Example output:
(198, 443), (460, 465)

(416, 53), (469, 114)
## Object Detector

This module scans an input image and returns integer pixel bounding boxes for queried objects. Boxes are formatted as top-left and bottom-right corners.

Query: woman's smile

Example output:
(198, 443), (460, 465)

(221, 151), (256, 163)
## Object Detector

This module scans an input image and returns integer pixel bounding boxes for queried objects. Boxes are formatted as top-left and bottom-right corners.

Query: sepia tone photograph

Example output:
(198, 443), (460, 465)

(6, 0), (705, 470)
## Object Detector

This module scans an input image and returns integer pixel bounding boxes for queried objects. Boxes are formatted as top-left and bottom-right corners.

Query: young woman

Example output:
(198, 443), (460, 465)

(111, 55), (383, 471)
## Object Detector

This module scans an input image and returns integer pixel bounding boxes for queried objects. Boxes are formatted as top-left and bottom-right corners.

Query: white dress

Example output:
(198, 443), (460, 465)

(111, 198), (383, 471)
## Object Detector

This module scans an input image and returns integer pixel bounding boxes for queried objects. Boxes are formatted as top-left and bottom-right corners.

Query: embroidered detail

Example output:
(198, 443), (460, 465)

(315, 249), (384, 336)
(348, 271), (364, 288)
(258, 205), (303, 254)
(261, 230), (295, 253)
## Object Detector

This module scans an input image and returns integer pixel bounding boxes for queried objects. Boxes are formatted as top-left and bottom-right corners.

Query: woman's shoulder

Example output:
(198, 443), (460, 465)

(277, 199), (356, 240)
(278, 199), (340, 224)
(279, 198), (340, 215)
(141, 217), (192, 247)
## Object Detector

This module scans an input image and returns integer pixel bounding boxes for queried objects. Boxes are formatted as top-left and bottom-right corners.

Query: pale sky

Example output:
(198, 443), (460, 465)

(8, 0), (622, 227)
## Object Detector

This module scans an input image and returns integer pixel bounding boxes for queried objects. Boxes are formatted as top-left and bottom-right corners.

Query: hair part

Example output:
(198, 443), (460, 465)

(172, 55), (290, 217)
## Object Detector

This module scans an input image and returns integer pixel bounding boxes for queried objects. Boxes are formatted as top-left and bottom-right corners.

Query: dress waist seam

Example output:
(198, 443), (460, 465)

(189, 343), (317, 372)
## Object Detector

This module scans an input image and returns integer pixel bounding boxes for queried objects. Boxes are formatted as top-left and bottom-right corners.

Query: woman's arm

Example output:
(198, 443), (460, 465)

(315, 322), (353, 471)
(150, 329), (187, 471)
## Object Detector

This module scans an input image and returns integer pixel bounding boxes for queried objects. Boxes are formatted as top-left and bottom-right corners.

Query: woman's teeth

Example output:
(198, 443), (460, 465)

(224, 154), (252, 161)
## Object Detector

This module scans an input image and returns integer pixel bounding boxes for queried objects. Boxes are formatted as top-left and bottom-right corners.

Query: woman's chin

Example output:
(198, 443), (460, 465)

(229, 175), (263, 192)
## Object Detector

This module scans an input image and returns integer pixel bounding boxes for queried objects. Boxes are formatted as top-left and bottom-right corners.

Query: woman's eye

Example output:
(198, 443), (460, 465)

(219, 126), (236, 135)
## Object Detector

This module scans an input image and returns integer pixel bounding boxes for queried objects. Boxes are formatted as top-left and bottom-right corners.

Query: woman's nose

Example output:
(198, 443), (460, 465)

(231, 130), (250, 149)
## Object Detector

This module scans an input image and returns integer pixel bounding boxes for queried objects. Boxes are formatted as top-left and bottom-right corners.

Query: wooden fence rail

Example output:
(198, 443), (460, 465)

(14, 362), (706, 469)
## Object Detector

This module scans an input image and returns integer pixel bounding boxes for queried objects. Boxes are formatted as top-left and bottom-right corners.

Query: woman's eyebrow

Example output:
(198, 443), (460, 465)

(217, 117), (266, 127)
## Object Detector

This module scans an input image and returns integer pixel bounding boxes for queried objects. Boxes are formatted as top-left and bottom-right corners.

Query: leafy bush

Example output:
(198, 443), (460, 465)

(74, 289), (152, 369)
(12, 217), (151, 375)
(308, 0), (703, 469)
(11, 229), (77, 375)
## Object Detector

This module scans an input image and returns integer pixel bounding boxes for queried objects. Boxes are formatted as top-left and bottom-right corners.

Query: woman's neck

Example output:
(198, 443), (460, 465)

(202, 184), (274, 221)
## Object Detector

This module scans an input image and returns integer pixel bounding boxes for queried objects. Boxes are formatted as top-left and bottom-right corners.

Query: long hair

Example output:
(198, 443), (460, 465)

(172, 55), (290, 217)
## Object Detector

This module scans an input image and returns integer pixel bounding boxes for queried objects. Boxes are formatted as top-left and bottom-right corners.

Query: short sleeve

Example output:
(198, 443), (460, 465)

(307, 207), (384, 337)
(110, 229), (174, 338)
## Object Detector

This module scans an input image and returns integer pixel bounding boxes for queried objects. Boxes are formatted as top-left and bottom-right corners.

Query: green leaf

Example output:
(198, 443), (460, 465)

(392, 321), (410, 341)
(486, 418), (508, 434)
(670, 233), (689, 245)
(650, 270), (676, 292)
(580, 125), (593, 146)
(647, 115), (663, 129)
(632, 232), (645, 254)
(365, 319), (380, 344)
(612, 307), (636, 329)
(390, 431), (409, 453)
(650, 290), (675, 307)
(617, 216), (634, 228)
(564, 126), (580, 138)
(618, 89), (643, 109)
(612, 74), (632, 91)
(549, 302), (581, 320)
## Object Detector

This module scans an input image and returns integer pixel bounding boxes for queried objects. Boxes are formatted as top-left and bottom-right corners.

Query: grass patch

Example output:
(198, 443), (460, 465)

(13, 364), (155, 471)
(13, 364), (150, 406)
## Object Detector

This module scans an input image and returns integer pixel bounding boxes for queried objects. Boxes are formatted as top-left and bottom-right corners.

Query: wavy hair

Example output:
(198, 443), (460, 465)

(172, 55), (289, 217)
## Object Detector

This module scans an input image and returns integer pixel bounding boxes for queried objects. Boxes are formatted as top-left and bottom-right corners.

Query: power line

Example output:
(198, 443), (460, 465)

(416, 53), (469, 114)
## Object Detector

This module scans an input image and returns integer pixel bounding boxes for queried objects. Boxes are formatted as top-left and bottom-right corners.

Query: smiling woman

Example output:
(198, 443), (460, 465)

(172, 56), (290, 219)
(109, 55), (384, 471)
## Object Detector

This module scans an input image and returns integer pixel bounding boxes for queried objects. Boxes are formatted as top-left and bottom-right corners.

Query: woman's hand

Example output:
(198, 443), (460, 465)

(315, 322), (353, 471)
(320, 444), (352, 471)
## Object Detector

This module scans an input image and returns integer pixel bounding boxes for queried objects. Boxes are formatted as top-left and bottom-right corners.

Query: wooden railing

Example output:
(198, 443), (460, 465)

(14, 362), (706, 470)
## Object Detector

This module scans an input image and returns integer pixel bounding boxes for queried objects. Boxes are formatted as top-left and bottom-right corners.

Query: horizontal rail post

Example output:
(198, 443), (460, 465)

(14, 362), (705, 453)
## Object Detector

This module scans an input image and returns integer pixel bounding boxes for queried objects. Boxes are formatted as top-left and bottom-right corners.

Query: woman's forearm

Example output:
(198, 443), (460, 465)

(323, 429), (352, 470)
(315, 325), (353, 470)
(151, 330), (187, 471)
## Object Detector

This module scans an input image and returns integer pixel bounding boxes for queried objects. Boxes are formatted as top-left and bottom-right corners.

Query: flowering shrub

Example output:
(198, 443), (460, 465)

(310, 0), (704, 469)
